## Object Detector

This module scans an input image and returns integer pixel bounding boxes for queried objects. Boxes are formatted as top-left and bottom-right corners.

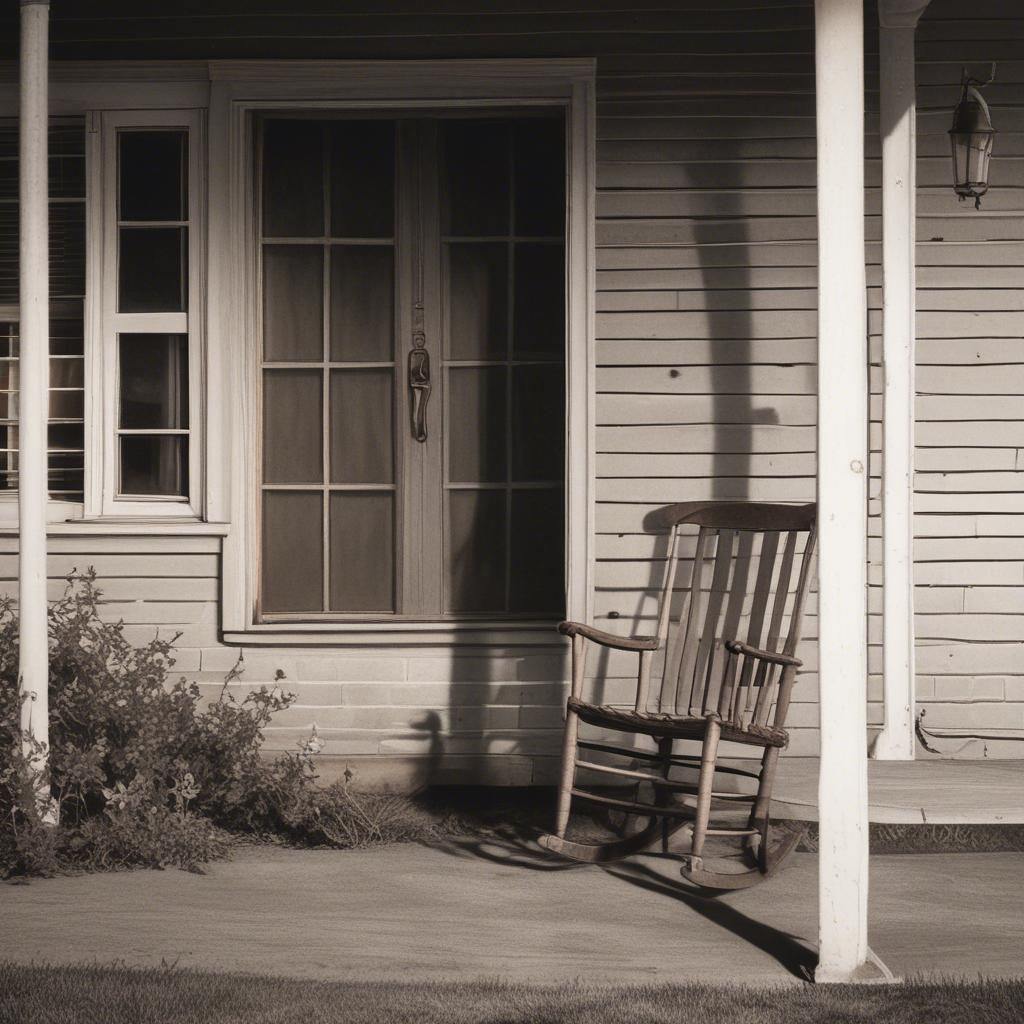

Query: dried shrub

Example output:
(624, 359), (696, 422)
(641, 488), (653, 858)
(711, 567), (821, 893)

(0, 572), (459, 878)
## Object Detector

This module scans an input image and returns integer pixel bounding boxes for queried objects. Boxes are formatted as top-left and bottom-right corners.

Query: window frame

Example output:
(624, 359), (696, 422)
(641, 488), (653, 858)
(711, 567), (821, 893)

(211, 60), (596, 643)
(93, 107), (205, 519)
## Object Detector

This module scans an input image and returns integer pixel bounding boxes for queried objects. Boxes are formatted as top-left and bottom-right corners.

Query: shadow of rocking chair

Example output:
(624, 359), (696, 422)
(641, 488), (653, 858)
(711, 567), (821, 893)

(539, 501), (817, 890)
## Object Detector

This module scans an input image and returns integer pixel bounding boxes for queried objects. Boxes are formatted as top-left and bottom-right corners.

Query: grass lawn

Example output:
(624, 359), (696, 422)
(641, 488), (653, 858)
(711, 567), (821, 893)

(1, 963), (1022, 1024)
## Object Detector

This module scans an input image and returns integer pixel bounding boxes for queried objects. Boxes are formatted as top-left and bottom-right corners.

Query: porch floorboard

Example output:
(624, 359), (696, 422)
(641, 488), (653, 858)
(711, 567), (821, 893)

(2, 843), (1022, 984)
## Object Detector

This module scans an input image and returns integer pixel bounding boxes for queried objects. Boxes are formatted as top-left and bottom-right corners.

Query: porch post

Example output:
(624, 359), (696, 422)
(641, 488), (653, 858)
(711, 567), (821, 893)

(18, 0), (51, 805)
(873, 1), (931, 761)
(813, 0), (870, 982)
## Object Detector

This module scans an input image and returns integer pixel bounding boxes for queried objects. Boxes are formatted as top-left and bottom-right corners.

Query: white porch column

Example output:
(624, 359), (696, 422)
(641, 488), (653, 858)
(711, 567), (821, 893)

(813, 0), (870, 983)
(873, 1), (931, 761)
(18, 0), (51, 798)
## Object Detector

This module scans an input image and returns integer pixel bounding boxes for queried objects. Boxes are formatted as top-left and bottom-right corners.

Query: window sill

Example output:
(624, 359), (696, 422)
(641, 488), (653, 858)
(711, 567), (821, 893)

(0, 517), (230, 537)
(223, 620), (566, 647)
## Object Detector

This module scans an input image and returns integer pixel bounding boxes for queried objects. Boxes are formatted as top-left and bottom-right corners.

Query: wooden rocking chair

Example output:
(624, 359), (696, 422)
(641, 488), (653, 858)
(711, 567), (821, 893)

(539, 501), (816, 889)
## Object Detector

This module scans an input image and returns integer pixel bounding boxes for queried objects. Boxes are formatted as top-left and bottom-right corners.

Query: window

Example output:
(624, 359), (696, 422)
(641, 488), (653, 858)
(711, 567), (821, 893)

(257, 114), (566, 621)
(0, 118), (86, 506)
(98, 110), (202, 516)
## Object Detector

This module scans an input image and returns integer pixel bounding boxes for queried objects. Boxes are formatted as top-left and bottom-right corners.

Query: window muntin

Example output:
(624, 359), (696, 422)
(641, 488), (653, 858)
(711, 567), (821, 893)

(257, 113), (565, 623)
(0, 119), (86, 504)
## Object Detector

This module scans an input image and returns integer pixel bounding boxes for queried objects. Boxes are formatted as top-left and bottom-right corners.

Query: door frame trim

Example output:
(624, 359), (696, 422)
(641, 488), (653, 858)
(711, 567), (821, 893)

(210, 59), (596, 641)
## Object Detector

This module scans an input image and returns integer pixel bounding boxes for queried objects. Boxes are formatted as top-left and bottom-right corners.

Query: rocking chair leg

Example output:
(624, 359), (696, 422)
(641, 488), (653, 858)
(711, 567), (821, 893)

(689, 716), (721, 864)
(657, 737), (674, 853)
(554, 705), (581, 838)
(750, 745), (780, 839)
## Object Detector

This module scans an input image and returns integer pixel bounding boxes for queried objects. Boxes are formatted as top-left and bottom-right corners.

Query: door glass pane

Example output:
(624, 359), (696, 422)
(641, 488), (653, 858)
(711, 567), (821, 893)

(448, 367), (506, 483)
(330, 492), (394, 612)
(263, 246), (323, 362)
(119, 227), (187, 312)
(511, 365), (563, 482)
(448, 489), (506, 613)
(329, 121), (395, 238)
(510, 488), (564, 614)
(330, 246), (394, 361)
(262, 491), (324, 614)
(263, 369), (323, 484)
(119, 334), (188, 430)
(119, 130), (186, 222)
(330, 369), (393, 484)
(513, 118), (565, 237)
(512, 243), (564, 359)
(120, 435), (188, 496)
(442, 120), (510, 237)
(448, 243), (507, 360)
(262, 120), (324, 238)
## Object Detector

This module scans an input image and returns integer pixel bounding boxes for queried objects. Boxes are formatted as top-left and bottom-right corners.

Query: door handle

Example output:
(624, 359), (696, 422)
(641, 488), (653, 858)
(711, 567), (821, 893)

(408, 341), (431, 443)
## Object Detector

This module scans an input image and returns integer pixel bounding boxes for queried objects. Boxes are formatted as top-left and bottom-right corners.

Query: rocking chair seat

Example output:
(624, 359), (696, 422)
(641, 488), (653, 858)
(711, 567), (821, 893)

(566, 696), (790, 749)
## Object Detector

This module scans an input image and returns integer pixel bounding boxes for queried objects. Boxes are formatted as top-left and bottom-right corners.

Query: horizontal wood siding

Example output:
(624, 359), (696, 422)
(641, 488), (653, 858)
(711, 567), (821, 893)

(593, 1), (825, 757)
(2, 0), (1020, 782)
(900, 0), (1024, 757)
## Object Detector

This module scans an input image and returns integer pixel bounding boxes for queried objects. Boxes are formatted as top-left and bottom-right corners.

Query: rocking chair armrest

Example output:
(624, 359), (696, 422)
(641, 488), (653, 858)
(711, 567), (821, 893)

(558, 621), (659, 652)
(724, 639), (802, 668)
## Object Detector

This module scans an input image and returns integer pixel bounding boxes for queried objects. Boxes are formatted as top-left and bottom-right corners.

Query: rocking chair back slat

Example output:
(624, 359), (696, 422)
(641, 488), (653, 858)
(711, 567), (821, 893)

(664, 525), (710, 714)
(767, 530), (799, 656)
(650, 503), (816, 728)
(689, 529), (735, 715)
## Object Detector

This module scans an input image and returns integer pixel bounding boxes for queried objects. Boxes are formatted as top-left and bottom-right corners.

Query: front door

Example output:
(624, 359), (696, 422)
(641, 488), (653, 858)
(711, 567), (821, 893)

(256, 112), (567, 622)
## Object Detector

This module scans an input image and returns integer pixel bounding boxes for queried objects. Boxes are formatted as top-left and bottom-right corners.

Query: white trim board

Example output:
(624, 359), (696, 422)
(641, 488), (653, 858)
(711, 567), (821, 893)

(208, 60), (597, 643)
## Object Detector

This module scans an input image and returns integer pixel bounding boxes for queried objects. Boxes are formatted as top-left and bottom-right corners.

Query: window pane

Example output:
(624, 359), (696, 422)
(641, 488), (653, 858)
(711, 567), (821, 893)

(262, 491), (323, 614)
(330, 492), (394, 612)
(119, 334), (188, 430)
(513, 243), (563, 359)
(119, 130), (186, 222)
(448, 243), (507, 360)
(49, 390), (83, 420)
(509, 488), (564, 614)
(511, 365), (563, 482)
(262, 120), (324, 238)
(448, 367), (506, 483)
(329, 121), (395, 238)
(513, 118), (565, 237)
(49, 356), (83, 390)
(329, 246), (393, 361)
(442, 120), (510, 237)
(120, 435), (188, 497)
(263, 369), (323, 484)
(330, 369), (393, 484)
(262, 246), (323, 362)
(448, 489), (506, 613)
(119, 227), (187, 313)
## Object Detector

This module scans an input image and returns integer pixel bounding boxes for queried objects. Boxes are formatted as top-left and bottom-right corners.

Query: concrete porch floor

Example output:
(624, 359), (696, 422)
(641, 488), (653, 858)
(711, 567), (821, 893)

(770, 758), (1024, 824)
(3, 842), (1023, 985)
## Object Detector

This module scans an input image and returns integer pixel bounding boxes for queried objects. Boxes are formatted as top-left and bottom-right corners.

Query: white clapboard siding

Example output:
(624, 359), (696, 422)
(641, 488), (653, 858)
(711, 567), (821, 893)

(891, 0), (1024, 751)
(8, 0), (1016, 783)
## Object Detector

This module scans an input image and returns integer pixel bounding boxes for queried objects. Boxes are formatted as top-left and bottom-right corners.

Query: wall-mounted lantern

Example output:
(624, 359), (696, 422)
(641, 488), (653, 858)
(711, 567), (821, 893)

(949, 67), (996, 209)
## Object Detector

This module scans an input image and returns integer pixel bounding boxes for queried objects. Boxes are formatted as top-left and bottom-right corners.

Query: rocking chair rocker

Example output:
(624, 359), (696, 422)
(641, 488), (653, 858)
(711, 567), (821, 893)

(539, 501), (816, 889)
